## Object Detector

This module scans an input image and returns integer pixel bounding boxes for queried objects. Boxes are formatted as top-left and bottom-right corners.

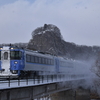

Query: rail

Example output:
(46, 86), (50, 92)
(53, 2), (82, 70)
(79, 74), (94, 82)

(0, 74), (86, 89)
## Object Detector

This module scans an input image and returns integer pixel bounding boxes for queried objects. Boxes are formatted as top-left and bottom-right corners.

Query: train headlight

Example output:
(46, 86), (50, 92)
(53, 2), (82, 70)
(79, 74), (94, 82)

(14, 61), (18, 64)
(11, 70), (18, 74)
(10, 48), (14, 49)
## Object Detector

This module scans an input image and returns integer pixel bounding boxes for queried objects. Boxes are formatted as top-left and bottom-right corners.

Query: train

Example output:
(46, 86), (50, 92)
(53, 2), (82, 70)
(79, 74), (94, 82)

(0, 45), (87, 78)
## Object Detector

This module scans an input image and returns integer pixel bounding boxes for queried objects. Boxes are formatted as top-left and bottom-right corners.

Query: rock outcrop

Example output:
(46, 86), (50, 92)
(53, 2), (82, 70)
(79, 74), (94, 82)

(27, 24), (100, 60)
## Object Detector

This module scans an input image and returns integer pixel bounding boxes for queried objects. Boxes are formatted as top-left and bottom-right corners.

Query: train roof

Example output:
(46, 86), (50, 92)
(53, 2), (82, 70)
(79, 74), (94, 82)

(25, 49), (55, 58)
(0, 45), (76, 61)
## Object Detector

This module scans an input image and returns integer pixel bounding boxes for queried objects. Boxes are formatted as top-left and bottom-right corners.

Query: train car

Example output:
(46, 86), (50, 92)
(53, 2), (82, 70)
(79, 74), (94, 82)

(0, 47), (2, 72)
(58, 57), (88, 79)
(24, 50), (56, 76)
(0, 46), (56, 77)
(0, 46), (25, 77)
(0, 45), (87, 79)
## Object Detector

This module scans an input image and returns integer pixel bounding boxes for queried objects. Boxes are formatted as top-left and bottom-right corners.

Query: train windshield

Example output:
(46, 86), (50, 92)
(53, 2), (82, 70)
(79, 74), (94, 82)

(4, 52), (8, 60)
(10, 51), (22, 60)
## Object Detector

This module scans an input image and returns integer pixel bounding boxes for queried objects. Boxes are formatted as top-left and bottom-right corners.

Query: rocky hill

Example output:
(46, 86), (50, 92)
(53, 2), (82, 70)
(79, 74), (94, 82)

(27, 24), (67, 56)
(27, 24), (100, 60)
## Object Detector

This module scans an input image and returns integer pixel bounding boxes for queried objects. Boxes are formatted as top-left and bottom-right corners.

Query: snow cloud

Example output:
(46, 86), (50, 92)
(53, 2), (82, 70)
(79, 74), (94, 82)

(0, 0), (100, 46)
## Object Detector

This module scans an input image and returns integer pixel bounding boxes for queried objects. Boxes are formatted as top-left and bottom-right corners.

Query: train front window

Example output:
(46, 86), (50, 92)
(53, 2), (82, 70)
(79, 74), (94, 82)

(10, 51), (22, 60)
(4, 52), (8, 60)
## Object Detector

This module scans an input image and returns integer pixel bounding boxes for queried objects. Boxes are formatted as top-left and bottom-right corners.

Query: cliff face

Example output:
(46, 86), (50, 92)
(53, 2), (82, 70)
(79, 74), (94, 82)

(27, 24), (100, 60)
(27, 24), (67, 56)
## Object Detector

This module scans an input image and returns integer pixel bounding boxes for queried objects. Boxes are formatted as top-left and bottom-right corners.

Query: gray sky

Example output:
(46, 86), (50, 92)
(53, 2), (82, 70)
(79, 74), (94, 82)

(0, 0), (100, 46)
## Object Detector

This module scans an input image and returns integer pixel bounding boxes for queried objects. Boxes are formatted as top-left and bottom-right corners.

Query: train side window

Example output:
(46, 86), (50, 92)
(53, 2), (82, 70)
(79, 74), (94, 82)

(47, 59), (49, 64)
(26, 55), (31, 62)
(44, 58), (46, 64)
(48, 59), (51, 65)
(65, 62), (66, 67)
(19, 51), (22, 59)
(61, 61), (64, 67)
(50, 59), (51, 65)
(45, 59), (48, 64)
(51, 60), (54, 65)
(31, 56), (34, 63)
(42, 58), (45, 64)
(61, 61), (66, 67)
(63, 62), (65, 67)
(35, 56), (39, 63)
(39, 57), (42, 63)
(50, 59), (53, 65)
(53, 60), (54, 65)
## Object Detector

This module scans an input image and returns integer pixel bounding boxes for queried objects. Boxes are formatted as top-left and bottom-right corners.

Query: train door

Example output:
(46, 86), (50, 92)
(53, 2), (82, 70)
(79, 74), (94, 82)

(55, 58), (59, 73)
(20, 50), (25, 70)
(1, 47), (10, 74)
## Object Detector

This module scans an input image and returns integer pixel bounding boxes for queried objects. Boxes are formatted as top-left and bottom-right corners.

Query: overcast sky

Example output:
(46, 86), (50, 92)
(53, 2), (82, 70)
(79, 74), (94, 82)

(0, 0), (100, 46)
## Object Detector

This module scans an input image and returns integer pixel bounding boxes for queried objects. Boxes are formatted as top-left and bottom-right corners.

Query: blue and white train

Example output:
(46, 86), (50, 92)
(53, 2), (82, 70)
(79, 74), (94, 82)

(0, 46), (87, 78)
